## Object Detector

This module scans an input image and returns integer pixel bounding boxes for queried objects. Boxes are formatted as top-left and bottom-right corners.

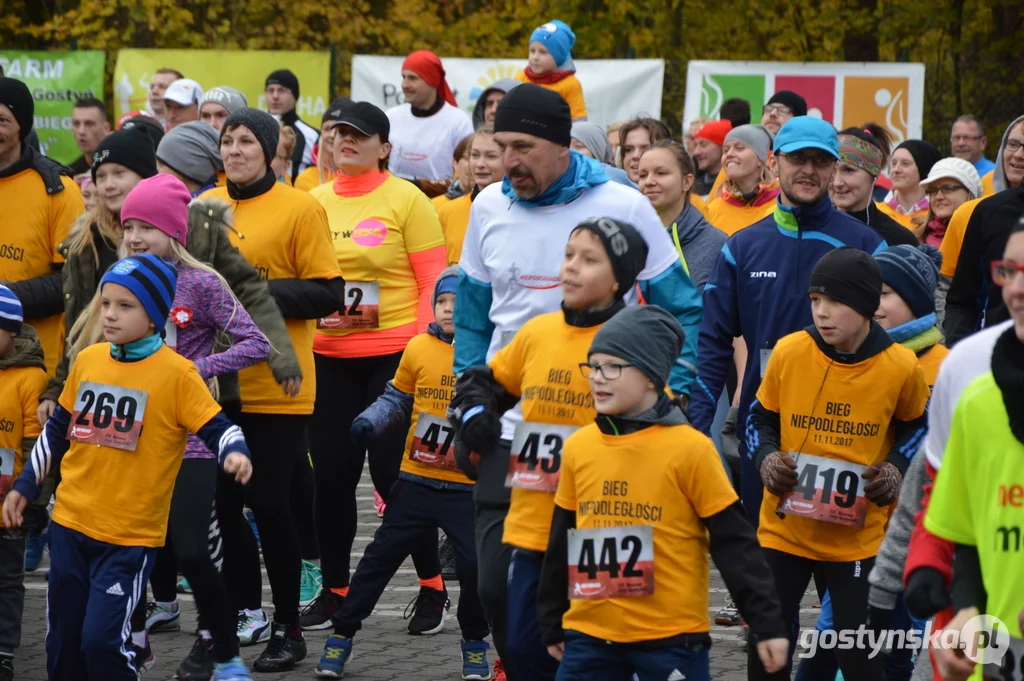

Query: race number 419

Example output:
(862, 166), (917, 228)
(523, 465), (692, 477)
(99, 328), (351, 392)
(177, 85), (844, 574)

(779, 453), (868, 528)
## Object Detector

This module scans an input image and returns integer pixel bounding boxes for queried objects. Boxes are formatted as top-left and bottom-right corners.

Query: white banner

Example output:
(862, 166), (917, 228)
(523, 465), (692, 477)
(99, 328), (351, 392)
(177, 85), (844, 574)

(683, 60), (926, 143)
(351, 56), (664, 130)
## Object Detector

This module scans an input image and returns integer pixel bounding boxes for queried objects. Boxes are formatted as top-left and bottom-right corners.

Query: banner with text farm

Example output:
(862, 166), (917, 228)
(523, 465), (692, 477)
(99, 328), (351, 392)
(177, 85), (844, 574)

(112, 49), (331, 123)
(351, 56), (664, 130)
(684, 60), (926, 144)
(0, 50), (105, 164)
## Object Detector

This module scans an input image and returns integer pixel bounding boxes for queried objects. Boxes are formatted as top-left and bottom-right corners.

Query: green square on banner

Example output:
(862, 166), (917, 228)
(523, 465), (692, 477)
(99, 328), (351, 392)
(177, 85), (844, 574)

(700, 74), (766, 119)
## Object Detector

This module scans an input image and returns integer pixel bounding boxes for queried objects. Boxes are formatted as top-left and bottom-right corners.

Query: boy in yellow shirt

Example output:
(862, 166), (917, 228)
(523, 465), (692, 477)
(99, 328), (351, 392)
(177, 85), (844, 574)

(536, 304), (789, 680)
(0, 286), (48, 680)
(748, 247), (930, 681)
(315, 268), (493, 680)
(2, 255), (253, 681)
(514, 20), (587, 121)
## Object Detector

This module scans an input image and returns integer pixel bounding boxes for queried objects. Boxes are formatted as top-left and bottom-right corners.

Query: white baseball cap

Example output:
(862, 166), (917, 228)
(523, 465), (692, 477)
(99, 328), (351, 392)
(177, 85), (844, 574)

(919, 157), (983, 199)
(163, 78), (204, 106)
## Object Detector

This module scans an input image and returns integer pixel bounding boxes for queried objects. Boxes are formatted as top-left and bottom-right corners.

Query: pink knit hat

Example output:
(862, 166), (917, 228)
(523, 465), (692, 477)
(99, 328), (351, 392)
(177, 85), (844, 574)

(120, 175), (193, 246)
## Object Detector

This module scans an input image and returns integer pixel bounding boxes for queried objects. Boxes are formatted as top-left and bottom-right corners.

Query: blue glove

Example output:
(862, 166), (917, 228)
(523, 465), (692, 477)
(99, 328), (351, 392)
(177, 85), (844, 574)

(350, 418), (375, 450)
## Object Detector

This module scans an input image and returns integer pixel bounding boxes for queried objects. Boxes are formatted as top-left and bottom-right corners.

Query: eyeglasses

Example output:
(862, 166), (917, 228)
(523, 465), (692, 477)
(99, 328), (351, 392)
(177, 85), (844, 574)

(950, 134), (983, 143)
(780, 151), (836, 169)
(992, 261), (1024, 286)
(579, 361), (631, 380)
(763, 104), (792, 116)
(925, 183), (968, 197)
(1005, 140), (1024, 154)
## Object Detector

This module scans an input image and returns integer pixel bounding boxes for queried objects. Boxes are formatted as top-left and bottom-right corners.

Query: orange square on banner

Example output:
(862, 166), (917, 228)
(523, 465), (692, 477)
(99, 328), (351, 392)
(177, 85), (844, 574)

(843, 77), (911, 144)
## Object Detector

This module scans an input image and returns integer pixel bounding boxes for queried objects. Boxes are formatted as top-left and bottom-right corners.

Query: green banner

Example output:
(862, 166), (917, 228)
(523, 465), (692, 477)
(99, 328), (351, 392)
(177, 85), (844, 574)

(0, 50), (106, 164)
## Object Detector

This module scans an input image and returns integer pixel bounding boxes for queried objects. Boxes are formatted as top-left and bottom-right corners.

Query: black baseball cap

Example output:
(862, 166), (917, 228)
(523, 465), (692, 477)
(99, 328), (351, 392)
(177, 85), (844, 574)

(332, 101), (390, 142)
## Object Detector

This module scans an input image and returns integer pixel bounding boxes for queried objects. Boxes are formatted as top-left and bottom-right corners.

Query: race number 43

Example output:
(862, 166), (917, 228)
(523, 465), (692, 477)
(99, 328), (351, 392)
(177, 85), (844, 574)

(779, 453), (868, 527)
(409, 413), (459, 471)
(506, 423), (577, 493)
(67, 382), (148, 451)
(0, 448), (14, 496)
(567, 525), (654, 599)
(317, 281), (380, 330)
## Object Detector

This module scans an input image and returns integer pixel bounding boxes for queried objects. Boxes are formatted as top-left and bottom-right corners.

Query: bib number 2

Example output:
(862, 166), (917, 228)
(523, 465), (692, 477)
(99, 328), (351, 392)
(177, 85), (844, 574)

(779, 453), (868, 527)
(67, 382), (148, 451)
(318, 281), (380, 330)
(567, 525), (654, 599)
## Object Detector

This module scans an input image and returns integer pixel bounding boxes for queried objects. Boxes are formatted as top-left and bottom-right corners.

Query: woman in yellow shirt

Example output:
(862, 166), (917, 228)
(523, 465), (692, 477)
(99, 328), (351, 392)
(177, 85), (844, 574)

(200, 108), (344, 671)
(304, 101), (450, 632)
(705, 125), (780, 237)
(438, 125), (505, 265)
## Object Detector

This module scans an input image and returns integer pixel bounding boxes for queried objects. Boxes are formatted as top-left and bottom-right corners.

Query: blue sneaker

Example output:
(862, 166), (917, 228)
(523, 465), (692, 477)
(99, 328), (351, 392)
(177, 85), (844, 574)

(314, 635), (352, 678)
(24, 531), (46, 572)
(212, 655), (252, 680)
(461, 639), (491, 680)
(245, 509), (261, 550)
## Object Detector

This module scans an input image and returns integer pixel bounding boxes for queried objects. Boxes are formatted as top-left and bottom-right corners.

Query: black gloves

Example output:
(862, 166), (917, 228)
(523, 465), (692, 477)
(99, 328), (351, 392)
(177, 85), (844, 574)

(904, 568), (951, 619)
(350, 418), (375, 450)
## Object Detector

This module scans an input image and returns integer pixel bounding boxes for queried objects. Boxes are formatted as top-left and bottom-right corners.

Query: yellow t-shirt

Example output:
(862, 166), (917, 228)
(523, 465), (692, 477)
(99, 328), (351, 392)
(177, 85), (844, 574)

(688, 193), (710, 220)
(309, 174), (444, 337)
(876, 201), (926, 230)
(431, 193), (452, 212)
(391, 332), (473, 484)
(54, 344), (222, 546)
(708, 168), (727, 201)
(981, 169), (995, 197)
(514, 70), (587, 120)
(755, 330), (930, 561)
(293, 166), (327, 193)
(490, 312), (600, 552)
(706, 198), (776, 236)
(201, 183), (342, 414)
(0, 363), (47, 528)
(0, 171), (83, 375)
(918, 343), (949, 388)
(555, 422), (737, 641)
(438, 193), (472, 265)
(938, 197), (983, 278)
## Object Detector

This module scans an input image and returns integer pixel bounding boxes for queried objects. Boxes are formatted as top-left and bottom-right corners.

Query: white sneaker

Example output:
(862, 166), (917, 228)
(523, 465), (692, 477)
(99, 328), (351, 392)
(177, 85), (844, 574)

(237, 609), (271, 647)
(145, 601), (181, 633)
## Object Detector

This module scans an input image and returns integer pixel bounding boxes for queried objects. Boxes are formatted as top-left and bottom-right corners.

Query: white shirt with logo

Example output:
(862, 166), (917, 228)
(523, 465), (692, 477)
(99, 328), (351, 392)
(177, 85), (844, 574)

(386, 102), (474, 181)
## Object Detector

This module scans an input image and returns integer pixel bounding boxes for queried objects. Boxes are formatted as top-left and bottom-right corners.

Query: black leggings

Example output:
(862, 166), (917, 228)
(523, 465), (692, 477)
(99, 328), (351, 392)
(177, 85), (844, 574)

(291, 454), (319, 561)
(217, 412), (306, 627)
(307, 352), (441, 590)
(130, 458), (238, 662)
(748, 549), (882, 681)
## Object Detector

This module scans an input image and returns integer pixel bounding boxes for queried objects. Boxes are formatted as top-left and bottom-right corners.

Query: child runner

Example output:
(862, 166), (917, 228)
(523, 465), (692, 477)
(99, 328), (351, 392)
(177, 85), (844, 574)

(1, 254), (253, 681)
(450, 217), (655, 681)
(76, 175), (268, 680)
(514, 20), (587, 121)
(0, 287), (48, 681)
(314, 268), (492, 679)
(748, 247), (930, 680)
(536, 304), (789, 680)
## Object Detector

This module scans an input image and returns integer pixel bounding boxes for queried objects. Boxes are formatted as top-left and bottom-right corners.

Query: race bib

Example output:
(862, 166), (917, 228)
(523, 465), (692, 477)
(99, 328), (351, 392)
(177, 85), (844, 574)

(760, 348), (773, 378)
(506, 422), (577, 492)
(318, 281), (381, 330)
(164, 319), (178, 351)
(983, 632), (1024, 681)
(67, 382), (148, 452)
(567, 525), (655, 599)
(0, 448), (14, 497)
(408, 413), (459, 471)
(779, 453), (869, 527)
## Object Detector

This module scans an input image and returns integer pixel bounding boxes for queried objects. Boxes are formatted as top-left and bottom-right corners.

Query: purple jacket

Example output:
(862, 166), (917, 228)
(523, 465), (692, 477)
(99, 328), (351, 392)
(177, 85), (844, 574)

(170, 263), (270, 458)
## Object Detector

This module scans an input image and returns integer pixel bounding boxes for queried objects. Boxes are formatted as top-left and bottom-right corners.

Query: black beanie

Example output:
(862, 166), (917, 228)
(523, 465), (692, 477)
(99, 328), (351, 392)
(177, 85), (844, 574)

(0, 77), (34, 140)
(808, 247), (883, 320)
(221, 108), (279, 169)
(570, 218), (649, 298)
(894, 140), (942, 181)
(265, 69), (300, 100)
(494, 83), (571, 147)
(322, 96), (354, 127)
(91, 128), (158, 182)
(588, 305), (685, 390)
(766, 90), (808, 117)
(120, 115), (165, 151)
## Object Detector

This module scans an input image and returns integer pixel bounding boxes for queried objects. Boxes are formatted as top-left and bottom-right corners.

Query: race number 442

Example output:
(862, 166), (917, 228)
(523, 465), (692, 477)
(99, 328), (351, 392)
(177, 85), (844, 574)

(779, 453), (868, 528)
(567, 525), (655, 599)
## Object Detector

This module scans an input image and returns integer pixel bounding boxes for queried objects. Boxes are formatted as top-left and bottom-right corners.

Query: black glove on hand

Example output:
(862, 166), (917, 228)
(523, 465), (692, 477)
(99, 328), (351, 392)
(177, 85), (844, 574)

(350, 417), (375, 449)
(454, 434), (480, 481)
(866, 604), (894, 634)
(905, 568), (951, 619)
(760, 451), (798, 496)
(457, 406), (502, 454)
(863, 462), (903, 506)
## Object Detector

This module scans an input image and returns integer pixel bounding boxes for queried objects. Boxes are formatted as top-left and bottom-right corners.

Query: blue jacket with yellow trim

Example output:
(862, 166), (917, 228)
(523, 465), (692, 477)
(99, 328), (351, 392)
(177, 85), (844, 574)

(688, 195), (887, 457)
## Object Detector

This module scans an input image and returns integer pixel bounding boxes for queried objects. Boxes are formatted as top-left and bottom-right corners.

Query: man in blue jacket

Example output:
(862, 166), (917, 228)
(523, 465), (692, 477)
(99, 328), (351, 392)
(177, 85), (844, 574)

(689, 116), (887, 531)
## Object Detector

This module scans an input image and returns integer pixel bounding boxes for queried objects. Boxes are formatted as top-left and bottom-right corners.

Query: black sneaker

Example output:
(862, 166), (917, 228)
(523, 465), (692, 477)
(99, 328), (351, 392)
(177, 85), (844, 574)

(253, 622), (307, 673)
(132, 637), (156, 675)
(299, 590), (343, 631)
(0, 657), (13, 681)
(404, 586), (451, 635)
(177, 637), (215, 681)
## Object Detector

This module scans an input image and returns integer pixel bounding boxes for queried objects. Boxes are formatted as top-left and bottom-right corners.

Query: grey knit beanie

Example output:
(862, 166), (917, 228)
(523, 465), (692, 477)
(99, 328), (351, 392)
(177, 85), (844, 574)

(157, 121), (223, 184)
(588, 305), (685, 389)
(200, 86), (248, 117)
(432, 265), (459, 307)
(221, 108), (279, 169)
(724, 124), (775, 164)
(570, 122), (613, 164)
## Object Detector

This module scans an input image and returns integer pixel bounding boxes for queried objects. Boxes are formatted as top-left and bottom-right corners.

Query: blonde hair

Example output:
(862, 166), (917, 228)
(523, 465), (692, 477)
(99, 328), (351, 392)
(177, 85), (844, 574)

(65, 203), (123, 264)
(279, 124), (297, 160)
(316, 126), (340, 185)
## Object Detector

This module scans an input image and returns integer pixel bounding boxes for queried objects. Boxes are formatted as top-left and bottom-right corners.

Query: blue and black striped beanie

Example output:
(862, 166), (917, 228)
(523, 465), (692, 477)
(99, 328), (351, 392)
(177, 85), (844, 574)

(0, 284), (24, 334)
(99, 255), (178, 329)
